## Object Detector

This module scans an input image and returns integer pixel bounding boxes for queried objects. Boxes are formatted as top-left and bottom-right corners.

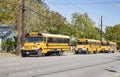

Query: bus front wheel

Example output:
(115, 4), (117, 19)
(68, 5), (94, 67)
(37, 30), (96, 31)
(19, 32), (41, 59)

(74, 50), (78, 54)
(21, 53), (26, 57)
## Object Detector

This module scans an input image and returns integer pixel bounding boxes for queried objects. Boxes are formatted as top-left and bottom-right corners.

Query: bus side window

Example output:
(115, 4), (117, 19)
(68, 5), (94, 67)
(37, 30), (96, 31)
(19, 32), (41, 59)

(43, 37), (46, 43)
(58, 38), (62, 43)
(53, 38), (58, 43)
(48, 38), (53, 43)
(64, 39), (69, 43)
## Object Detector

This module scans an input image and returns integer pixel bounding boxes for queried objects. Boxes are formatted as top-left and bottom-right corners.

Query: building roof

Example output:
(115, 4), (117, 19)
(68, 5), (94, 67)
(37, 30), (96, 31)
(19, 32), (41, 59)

(0, 24), (11, 37)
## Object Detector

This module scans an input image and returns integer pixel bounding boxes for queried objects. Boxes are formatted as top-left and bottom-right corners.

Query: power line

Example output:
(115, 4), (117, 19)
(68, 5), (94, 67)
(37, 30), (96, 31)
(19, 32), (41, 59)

(66, 1), (101, 16)
(25, 6), (50, 20)
(66, 0), (101, 25)
(65, 1), (117, 28)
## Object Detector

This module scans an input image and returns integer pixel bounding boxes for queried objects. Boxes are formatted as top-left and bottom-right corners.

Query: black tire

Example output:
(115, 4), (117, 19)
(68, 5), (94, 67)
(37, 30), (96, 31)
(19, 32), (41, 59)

(100, 50), (103, 53)
(21, 53), (26, 57)
(45, 53), (50, 56)
(105, 50), (109, 53)
(74, 50), (78, 54)
(112, 51), (115, 53)
(74, 49), (78, 54)
(93, 51), (97, 54)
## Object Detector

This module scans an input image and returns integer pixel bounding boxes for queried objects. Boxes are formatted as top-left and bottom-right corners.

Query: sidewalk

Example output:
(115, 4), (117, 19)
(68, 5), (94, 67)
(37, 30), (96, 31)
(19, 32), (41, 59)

(0, 53), (18, 58)
(64, 51), (73, 55)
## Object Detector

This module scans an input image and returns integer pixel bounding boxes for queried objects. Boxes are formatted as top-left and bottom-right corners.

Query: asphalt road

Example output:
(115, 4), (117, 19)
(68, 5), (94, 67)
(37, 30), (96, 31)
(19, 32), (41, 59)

(0, 53), (120, 77)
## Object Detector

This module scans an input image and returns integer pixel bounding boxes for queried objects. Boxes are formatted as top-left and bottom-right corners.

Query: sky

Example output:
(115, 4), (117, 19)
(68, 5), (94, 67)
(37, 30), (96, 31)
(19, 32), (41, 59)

(44, 0), (120, 30)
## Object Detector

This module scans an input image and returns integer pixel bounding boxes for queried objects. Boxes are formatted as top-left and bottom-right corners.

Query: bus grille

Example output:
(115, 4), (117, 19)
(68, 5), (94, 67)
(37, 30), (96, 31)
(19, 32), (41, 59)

(24, 45), (32, 49)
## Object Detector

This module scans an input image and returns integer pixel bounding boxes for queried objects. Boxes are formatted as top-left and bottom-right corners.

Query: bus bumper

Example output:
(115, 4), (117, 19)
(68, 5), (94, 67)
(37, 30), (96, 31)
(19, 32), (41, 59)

(21, 49), (39, 55)
(77, 48), (87, 54)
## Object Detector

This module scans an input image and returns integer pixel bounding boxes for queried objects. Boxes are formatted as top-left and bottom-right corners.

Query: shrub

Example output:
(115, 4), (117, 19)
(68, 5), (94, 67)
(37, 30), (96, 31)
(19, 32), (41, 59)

(2, 38), (16, 53)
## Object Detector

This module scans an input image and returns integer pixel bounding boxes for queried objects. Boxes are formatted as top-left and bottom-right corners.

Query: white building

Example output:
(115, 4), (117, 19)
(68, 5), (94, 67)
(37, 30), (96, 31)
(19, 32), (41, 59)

(0, 24), (13, 50)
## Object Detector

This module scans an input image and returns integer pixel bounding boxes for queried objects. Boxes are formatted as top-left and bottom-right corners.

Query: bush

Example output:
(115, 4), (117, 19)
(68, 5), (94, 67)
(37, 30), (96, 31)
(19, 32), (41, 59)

(2, 38), (17, 53)
(71, 41), (77, 46)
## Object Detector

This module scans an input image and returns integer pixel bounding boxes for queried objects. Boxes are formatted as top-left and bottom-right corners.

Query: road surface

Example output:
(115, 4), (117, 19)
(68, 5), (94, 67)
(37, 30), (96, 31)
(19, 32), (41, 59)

(0, 53), (120, 77)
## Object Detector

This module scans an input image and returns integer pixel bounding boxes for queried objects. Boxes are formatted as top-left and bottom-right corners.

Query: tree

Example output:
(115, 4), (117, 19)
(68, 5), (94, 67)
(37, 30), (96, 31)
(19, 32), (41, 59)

(71, 12), (100, 39)
(0, 0), (19, 25)
(105, 24), (120, 47)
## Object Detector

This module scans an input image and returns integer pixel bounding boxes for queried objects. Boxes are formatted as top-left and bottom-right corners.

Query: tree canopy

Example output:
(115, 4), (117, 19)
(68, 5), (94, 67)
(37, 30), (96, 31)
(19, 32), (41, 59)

(105, 24), (120, 47)
(0, 0), (119, 47)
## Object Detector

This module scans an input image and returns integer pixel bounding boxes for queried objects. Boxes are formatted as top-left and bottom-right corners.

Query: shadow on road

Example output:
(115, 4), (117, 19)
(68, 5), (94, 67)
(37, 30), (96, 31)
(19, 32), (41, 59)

(32, 59), (120, 77)
(105, 69), (117, 73)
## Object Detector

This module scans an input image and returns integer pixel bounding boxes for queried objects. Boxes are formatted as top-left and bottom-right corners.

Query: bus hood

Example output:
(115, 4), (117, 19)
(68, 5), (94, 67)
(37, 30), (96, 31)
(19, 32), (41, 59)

(101, 46), (110, 50)
(75, 45), (88, 50)
(21, 42), (43, 50)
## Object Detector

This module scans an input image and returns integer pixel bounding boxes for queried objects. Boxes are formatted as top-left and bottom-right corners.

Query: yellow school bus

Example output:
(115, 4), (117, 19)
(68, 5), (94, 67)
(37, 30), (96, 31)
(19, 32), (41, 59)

(100, 41), (117, 53)
(74, 38), (101, 54)
(100, 41), (110, 53)
(21, 32), (70, 57)
(109, 42), (117, 53)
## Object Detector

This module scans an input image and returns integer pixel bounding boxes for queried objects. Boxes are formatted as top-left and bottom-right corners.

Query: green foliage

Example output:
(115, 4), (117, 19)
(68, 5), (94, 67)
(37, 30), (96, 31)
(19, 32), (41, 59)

(2, 39), (16, 52)
(105, 24), (120, 47)
(0, 0), (103, 44)
(71, 41), (77, 46)
(72, 12), (100, 39)
(0, 0), (19, 25)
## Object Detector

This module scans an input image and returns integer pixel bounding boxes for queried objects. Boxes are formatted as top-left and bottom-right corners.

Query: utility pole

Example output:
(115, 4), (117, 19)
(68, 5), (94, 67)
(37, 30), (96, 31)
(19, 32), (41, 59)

(17, 1), (22, 56)
(21, 0), (25, 46)
(17, 0), (24, 56)
(100, 16), (103, 42)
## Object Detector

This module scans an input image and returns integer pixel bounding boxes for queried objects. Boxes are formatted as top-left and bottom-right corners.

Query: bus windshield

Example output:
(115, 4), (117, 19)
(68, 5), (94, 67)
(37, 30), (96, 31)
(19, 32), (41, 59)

(25, 37), (43, 42)
(77, 42), (88, 45)
(101, 44), (110, 46)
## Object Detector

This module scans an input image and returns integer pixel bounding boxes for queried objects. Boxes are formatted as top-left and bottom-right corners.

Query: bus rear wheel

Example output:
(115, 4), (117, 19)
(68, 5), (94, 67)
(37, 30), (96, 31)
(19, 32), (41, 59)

(93, 51), (97, 54)
(112, 51), (115, 53)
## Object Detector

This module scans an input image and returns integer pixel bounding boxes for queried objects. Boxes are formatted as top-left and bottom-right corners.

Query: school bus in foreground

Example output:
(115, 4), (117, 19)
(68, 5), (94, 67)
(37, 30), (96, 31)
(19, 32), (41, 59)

(74, 38), (101, 54)
(21, 32), (70, 57)
(100, 41), (117, 53)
